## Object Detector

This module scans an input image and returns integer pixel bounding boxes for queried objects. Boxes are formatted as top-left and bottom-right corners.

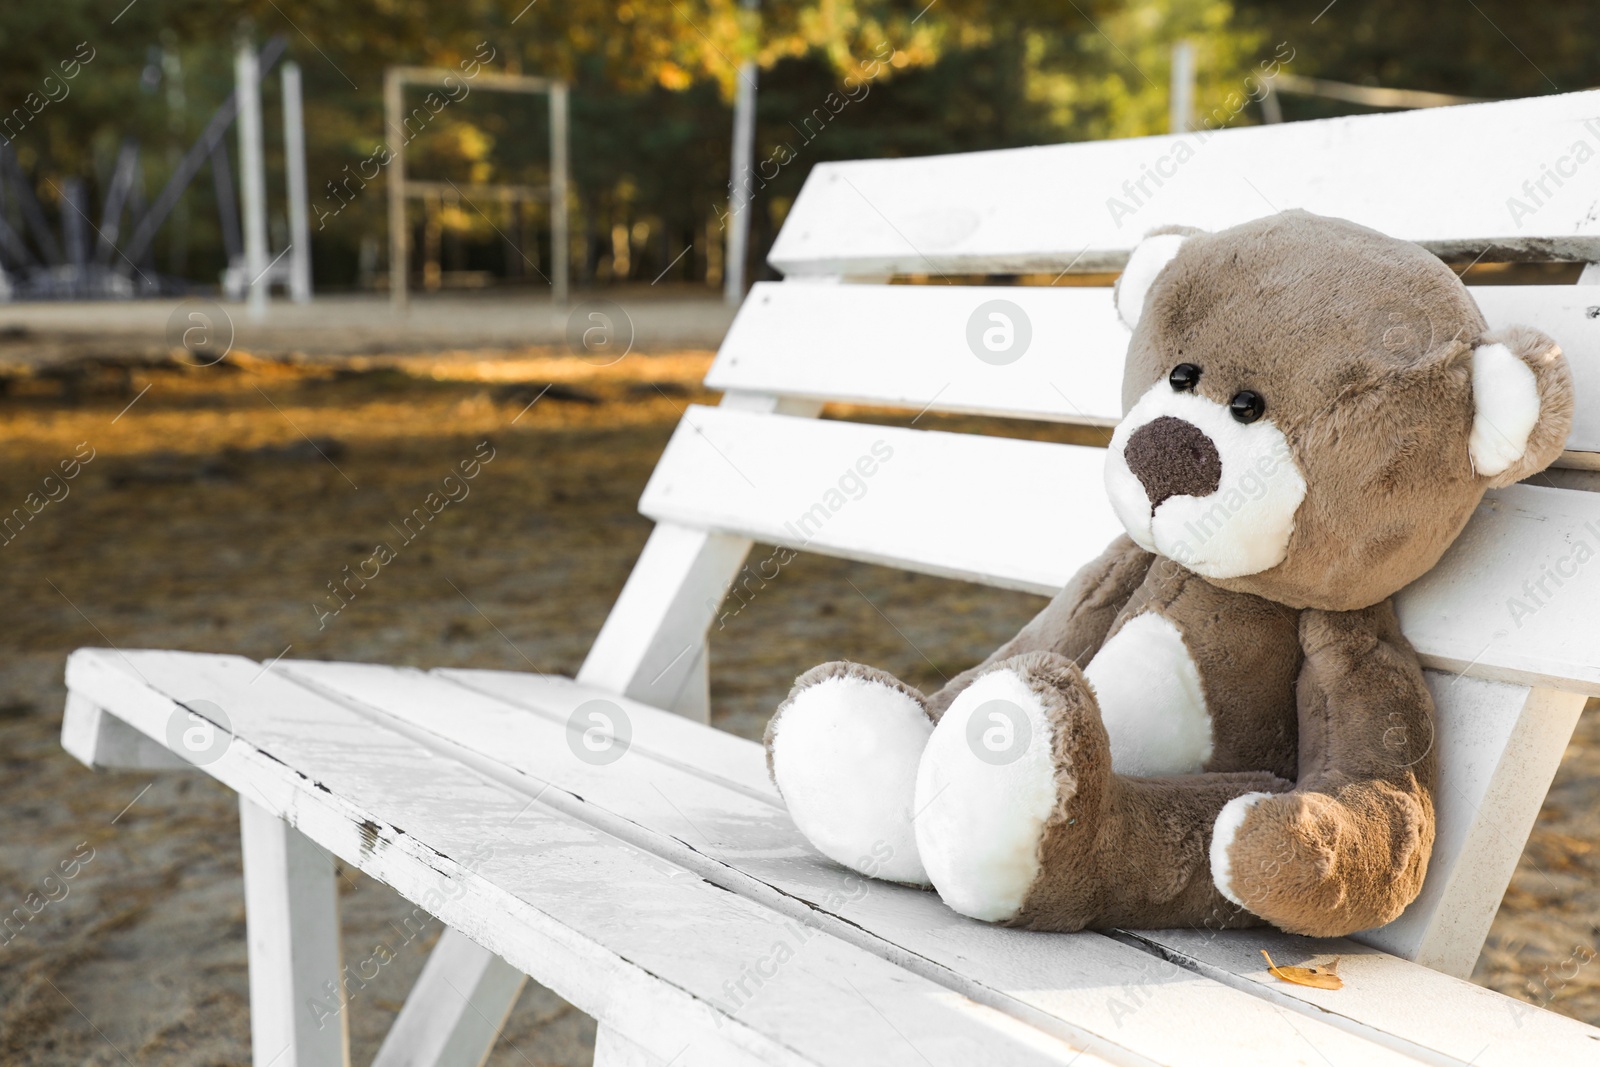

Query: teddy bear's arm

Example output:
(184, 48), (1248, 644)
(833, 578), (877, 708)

(924, 535), (1155, 720)
(1214, 601), (1439, 936)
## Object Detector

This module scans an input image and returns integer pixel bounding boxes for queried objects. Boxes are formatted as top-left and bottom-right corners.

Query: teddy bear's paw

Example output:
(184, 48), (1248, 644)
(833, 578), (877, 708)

(1210, 789), (1428, 937)
(913, 652), (1106, 923)
(1209, 792), (1278, 912)
(766, 662), (934, 886)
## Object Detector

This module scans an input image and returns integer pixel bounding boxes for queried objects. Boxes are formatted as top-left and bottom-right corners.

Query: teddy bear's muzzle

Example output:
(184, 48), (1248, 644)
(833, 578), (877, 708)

(1122, 416), (1222, 511)
(1104, 384), (1307, 580)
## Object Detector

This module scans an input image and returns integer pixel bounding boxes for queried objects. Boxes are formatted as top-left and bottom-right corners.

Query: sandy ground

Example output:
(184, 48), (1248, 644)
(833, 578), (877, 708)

(0, 344), (1597, 1064)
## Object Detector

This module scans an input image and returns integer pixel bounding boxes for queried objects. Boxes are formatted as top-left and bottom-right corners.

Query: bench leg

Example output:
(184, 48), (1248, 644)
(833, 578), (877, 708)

(576, 398), (822, 722)
(371, 927), (526, 1067)
(240, 796), (351, 1067)
(594, 1025), (672, 1067)
(577, 523), (750, 722)
(61, 693), (193, 771)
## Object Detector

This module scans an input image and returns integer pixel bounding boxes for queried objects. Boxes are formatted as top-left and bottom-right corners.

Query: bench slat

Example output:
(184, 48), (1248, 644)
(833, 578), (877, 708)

(769, 90), (1600, 276)
(1116, 925), (1600, 1065)
(639, 407), (1600, 696)
(283, 658), (1442, 1067)
(644, 406), (1122, 595)
(708, 282), (1600, 464)
(64, 649), (1097, 1067)
(286, 659), (1600, 1066)
(442, 670), (1578, 984)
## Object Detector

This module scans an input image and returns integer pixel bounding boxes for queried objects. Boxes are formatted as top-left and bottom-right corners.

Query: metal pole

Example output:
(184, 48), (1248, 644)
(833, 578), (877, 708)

(549, 81), (569, 306)
(1, 144), (63, 265)
(235, 39), (269, 319)
(61, 177), (89, 296)
(1260, 83), (1283, 124)
(0, 171), (36, 270)
(93, 139), (140, 269)
(120, 35), (287, 270)
(385, 68), (407, 312)
(1170, 40), (1195, 134)
(281, 61), (312, 303)
(161, 40), (189, 277)
(723, 0), (759, 305)
(211, 142), (244, 290)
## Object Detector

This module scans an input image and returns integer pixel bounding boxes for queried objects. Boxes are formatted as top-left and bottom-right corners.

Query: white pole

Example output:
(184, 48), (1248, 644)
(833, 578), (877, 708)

(723, 0), (759, 306)
(385, 68), (408, 312)
(281, 61), (312, 303)
(235, 40), (270, 320)
(1170, 40), (1195, 134)
(549, 82), (569, 306)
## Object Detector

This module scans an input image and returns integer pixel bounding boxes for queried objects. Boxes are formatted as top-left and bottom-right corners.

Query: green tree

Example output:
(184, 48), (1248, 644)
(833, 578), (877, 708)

(1233, 0), (1600, 116)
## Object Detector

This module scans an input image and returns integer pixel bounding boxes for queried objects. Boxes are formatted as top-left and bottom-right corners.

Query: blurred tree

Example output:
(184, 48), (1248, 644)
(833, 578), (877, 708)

(0, 1), (1595, 292)
(1024, 0), (1268, 139)
(1234, 1), (1600, 117)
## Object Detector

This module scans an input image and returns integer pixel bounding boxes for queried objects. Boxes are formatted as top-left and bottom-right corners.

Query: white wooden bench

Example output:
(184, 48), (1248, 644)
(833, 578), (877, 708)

(62, 89), (1600, 1066)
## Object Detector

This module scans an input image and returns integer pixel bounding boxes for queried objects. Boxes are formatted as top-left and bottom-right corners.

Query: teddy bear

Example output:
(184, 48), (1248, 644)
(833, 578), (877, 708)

(763, 210), (1574, 937)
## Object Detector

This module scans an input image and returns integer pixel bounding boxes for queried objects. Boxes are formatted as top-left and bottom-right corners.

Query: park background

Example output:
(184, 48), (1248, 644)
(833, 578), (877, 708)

(3, 2), (1600, 1064)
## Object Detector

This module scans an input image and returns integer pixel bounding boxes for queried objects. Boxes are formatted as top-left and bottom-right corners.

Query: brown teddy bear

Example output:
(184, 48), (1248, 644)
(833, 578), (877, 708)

(763, 211), (1574, 937)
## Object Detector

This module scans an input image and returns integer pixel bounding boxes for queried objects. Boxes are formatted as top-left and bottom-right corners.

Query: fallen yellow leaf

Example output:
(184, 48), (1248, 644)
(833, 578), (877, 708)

(1261, 950), (1344, 990)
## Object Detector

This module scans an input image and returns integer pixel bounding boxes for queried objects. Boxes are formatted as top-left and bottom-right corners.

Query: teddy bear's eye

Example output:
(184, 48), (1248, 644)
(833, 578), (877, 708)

(1230, 390), (1266, 424)
(1169, 363), (1201, 392)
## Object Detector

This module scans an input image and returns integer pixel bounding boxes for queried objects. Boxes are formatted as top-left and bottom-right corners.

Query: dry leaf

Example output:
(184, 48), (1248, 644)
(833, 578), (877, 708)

(1261, 950), (1344, 990)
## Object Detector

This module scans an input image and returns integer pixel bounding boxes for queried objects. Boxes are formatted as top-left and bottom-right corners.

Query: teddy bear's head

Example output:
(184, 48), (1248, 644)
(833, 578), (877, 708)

(1105, 210), (1573, 611)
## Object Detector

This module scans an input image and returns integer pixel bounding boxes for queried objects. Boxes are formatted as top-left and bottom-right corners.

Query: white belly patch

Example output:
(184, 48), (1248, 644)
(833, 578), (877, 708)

(1082, 612), (1213, 775)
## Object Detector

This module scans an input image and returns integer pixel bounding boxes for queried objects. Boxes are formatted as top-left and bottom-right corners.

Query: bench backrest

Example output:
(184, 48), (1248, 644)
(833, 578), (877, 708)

(581, 90), (1600, 979)
(766, 89), (1600, 276)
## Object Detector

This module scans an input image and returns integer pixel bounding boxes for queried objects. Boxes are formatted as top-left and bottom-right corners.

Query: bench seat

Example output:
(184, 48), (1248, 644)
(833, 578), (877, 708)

(63, 647), (1600, 1065)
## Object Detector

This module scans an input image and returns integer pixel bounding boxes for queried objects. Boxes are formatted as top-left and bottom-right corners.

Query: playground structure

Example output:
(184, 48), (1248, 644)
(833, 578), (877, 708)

(0, 36), (311, 310)
(383, 66), (570, 309)
(0, 42), (576, 316)
(0, 31), (1492, 315)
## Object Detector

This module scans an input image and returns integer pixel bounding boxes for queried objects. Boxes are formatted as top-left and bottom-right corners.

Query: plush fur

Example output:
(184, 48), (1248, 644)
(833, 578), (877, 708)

(764, 211), (1573, 938)
(765, 661), (935, 886)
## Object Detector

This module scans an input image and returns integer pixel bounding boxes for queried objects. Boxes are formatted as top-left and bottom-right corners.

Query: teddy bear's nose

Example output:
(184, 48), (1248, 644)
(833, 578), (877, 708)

(1123, 416), (1223, 510)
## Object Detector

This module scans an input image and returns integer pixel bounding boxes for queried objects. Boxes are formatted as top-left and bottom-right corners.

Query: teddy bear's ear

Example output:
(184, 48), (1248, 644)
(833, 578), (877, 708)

(1114, 227), (1201, 329)
(1468, 325), (1574, 487)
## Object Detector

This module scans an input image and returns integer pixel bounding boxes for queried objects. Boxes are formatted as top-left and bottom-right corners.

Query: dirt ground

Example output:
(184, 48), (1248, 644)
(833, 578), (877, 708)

(1, 343), (1597, 1064)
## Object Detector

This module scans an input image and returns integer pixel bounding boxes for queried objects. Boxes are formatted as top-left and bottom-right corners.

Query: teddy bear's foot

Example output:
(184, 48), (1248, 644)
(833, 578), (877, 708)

(915, 651), (1296, 931)
(766, 661), (934, 886)
(1210, 785), (1433, 937)
(912, 651), (1109, 923)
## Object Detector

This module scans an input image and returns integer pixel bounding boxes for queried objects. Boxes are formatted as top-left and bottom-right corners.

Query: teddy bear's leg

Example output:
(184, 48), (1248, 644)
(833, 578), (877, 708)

(764, 536), (1155, 893)
(1210, 605), (1438, 937)
(765, 661), (935, 886)
(914, 650), (1292, 930)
